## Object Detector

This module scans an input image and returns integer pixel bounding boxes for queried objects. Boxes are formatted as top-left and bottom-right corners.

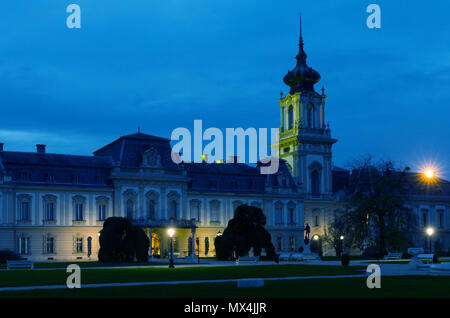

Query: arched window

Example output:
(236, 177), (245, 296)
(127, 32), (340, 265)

(126, 199), (134, 220)
(145, 191), (159, 221)
(288, 106), (294, 130)
(170, 200), (177, 220)
(148, 199), (156, 220)
(311, 170), (320, 196)
(190, 200), (201, 222)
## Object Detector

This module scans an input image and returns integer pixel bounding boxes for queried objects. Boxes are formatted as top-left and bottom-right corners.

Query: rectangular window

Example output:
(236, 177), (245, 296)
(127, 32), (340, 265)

(45, 202), (54, 221)
(76, 237), (83, 253)
(98, 204), (106, 221)
(289, 237), (295, 251)
(439, 212), (444, 228)
(192, 205), (200, 221)
(46, 237), (55, 254)
(211, 206), (219, 222)
(19, 237), (30, 254)
(277, 237), (282, 251)
(173, 237), (178, 253)
(314, 214), (320, 227)
(20, 202), (29, 221)
(75, 204), (83, 221)
(422, 211), (428, 227)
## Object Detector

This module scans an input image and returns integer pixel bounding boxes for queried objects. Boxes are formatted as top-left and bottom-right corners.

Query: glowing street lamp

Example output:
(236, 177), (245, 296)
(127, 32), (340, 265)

(340, 235), (344, 240)
(313, 234), (319, 241)
(168, 228), (175, 268)
(424, 169), (436, 179)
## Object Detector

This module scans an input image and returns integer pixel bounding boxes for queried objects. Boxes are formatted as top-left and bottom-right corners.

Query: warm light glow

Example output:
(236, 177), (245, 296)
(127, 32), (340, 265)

(313, 235), (319, 240)
(340, 235), (344, 240)
(424, 169), (435, 179)
(217, 231), (222, 236)
(167, 228), (175, 237)
(426, 227), (434, 237)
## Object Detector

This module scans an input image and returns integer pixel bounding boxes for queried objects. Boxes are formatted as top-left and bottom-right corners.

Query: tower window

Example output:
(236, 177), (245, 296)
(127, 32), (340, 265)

(311, 170), (320, 196)
(288, 106), (294, 130)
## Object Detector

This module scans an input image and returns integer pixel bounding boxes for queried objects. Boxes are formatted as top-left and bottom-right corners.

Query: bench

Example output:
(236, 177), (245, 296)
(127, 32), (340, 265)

(290, 253), (303, 261)
(278, 253), (291, 261)
(417, 254), (434, 264)
(236, 256), (259, 264)
(6, 260), (34, 270)
(383, 252), (402, 260)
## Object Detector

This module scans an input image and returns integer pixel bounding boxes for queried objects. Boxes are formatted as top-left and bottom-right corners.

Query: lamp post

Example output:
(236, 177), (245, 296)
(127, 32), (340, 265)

(426, 227), (434, 253)
(339, 235), (344, 256)
(168, 228), (175, 268)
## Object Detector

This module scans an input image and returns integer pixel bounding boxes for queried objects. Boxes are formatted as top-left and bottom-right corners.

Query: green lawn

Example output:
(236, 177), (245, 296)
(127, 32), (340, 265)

(1, 276), (449, 298)
(0, 265), (363, 288)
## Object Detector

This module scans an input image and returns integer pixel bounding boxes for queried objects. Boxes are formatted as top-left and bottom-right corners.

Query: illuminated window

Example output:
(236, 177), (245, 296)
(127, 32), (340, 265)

(98, 204), (106, 221)
(46, 237), (55, 254)
(45, 202), (54, 221)
(75, 203), (84, 221)
(19, 237), (30, 254)
(277, 237), (283, 251)
(75, 237), (83, 253)
(173, 237), (178, 252)
(289, 237), (295, 251)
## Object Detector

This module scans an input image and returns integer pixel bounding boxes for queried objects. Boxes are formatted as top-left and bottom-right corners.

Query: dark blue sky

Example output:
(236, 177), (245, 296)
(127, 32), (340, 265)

(1, 1), (449, 176)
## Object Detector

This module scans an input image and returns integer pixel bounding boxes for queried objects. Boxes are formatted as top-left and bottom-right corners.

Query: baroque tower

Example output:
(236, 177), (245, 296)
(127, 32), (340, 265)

(278, 16), (337, 199)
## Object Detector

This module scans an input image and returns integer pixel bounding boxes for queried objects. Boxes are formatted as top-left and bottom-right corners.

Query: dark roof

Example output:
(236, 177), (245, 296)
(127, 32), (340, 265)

(94, 132), (179, 171)
(185, 159), (298, 193)
(0, 151), (112, 186)
(402, 172), (450, 197)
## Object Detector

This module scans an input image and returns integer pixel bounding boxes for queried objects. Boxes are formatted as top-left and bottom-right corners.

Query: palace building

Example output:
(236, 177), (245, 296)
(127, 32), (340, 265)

(0, 19), (448, 261)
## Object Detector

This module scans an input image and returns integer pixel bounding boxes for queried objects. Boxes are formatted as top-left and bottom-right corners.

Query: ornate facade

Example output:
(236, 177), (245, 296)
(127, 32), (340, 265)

(0, 133), (304, 261)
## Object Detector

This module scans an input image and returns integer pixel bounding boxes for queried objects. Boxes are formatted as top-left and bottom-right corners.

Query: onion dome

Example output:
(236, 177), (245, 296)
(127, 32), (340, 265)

(283, 15), (321, 94)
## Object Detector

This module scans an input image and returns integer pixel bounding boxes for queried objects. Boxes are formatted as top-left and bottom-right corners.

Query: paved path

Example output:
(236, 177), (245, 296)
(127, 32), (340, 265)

(0, 274), (369, 292)
(1, 261), (449, 292)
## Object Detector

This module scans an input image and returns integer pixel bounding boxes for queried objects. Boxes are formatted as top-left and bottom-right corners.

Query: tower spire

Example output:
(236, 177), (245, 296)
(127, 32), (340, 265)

(299, 12), (303, 50)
